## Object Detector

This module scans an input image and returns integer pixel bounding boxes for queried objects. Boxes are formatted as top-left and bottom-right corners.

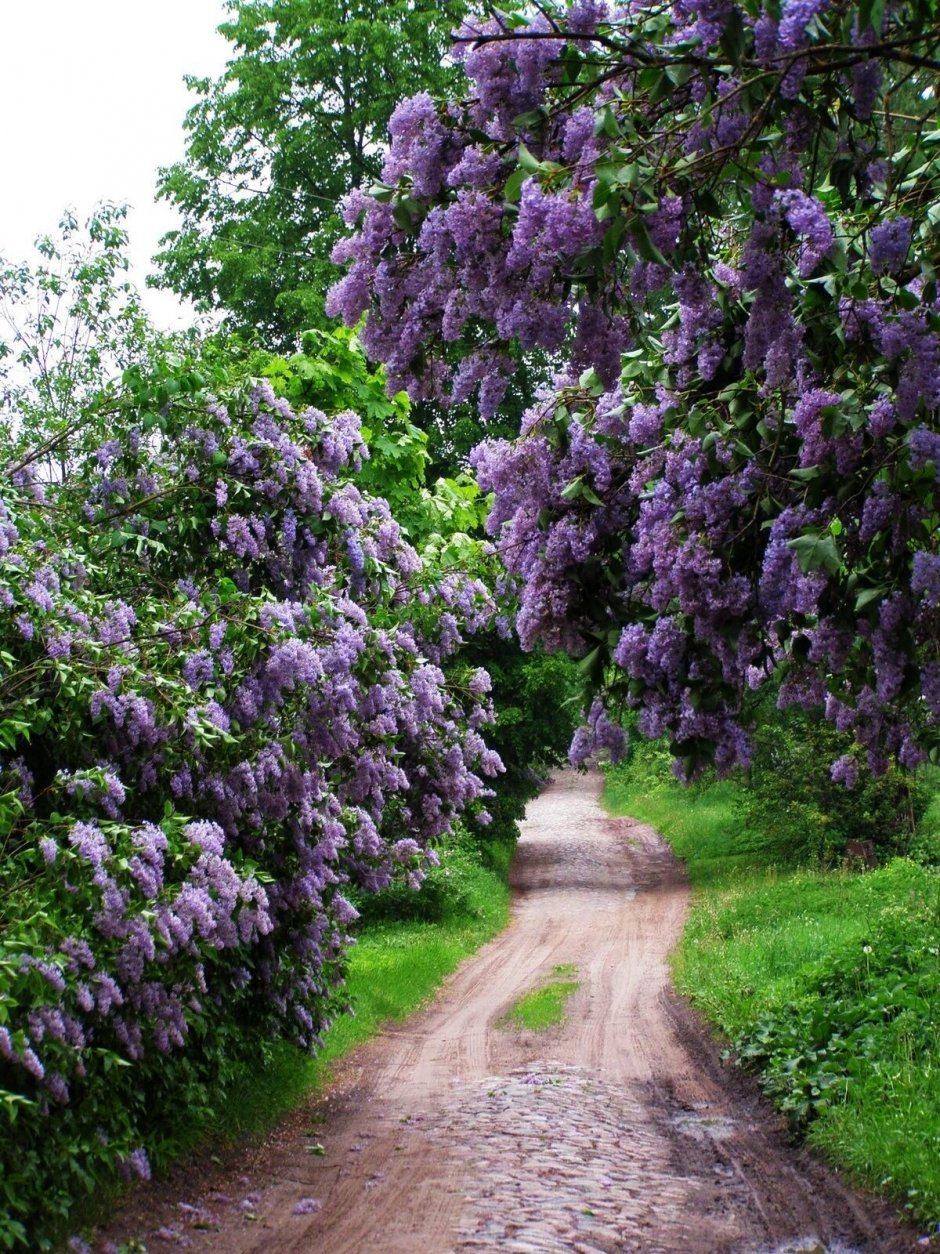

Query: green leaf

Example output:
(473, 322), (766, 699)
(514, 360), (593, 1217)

(518, 142), (542, 174)
(854, 585), (888, 611)
(602, 215), (626, 264)
(629, 217), (668, 267)
(787, 533), (841, 574)
(504, 168), (528, 204)
(578, 646), (604, 684)
(719, 7), (747, 64)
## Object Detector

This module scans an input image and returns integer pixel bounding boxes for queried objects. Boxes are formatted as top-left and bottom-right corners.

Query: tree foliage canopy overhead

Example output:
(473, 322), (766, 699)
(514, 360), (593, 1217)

(330, 0), (940, 779)
(153, 0), (468, 345)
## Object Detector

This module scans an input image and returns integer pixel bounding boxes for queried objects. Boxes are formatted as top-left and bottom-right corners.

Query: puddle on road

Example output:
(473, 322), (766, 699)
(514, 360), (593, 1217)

(671, 1111), (737, 1141)
(669, 1114), (865, 1254)
(743, 1237), (868, 1254)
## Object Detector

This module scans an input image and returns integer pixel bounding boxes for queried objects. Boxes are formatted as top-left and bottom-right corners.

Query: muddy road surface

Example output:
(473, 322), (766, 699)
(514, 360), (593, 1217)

(100, 771), (914, 1253)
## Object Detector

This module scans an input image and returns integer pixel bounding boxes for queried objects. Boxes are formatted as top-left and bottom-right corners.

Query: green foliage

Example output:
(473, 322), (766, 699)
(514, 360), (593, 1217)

(910, 784), (940, 865)
(153, 0), (468, 344)
(604, 761), (940, 1228)
(739, 698), (930, 862)
(353, 824), (505, 925)
(463, 638), (581, 857)
(500, 966), (580, 1032)
(734, 861), (939, 1115)
(611, 703), (930, 867)
(249, 326), (509, 548)
(251, 326), (433, 535)
(703, 862), (940, 1229)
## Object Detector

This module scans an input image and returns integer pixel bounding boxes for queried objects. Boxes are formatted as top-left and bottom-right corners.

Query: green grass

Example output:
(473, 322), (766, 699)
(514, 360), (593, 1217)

(603, 761), (940, 1231)
(500, 965), (580, 1031)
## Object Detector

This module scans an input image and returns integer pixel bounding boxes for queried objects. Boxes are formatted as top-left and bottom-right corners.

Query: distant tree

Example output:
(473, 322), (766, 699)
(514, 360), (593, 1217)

(0, 205), (155, 472)
(152, 0), (468, 346)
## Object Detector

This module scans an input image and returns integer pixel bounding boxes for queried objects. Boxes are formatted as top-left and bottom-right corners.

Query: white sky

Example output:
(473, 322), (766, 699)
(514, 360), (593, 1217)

(0, 0), (231, 328)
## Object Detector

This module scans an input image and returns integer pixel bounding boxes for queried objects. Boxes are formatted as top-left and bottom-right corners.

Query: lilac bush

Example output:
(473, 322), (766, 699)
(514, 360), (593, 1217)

(0, 361), (500, 1245)
(329, 0), (940, 777)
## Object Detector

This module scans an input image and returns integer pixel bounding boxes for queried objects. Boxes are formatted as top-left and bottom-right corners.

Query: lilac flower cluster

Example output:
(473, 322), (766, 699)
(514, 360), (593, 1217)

(0, 372), (502, 1226)
(327, 0), (893, 417)
(475, 354), (936, 776)
(331, 0), (939, 776)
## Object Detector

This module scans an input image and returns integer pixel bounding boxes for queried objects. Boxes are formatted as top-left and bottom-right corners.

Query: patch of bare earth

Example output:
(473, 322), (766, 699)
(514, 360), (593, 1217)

(96, 770), (916, 1253)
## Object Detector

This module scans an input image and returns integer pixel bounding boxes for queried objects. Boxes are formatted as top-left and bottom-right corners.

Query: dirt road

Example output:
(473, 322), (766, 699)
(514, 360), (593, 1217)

(100, 771), (913, 1252)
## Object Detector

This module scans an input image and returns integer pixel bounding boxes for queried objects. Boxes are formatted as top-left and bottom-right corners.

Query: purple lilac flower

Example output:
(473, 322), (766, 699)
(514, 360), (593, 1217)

(120, 1147), (151, 1181)
(911, 552), (940, 607)
(869, 217), (912, 275)
(868, 397), (896, 438)
(68, 821), (109, 869)
(777, 190), (834, 276)
(778, 0), (828, 48)
(184, 820), (226, 856)
(569, 699), (627, 765)
(909, 426), (940, 471)
(852, 57), (882, 121)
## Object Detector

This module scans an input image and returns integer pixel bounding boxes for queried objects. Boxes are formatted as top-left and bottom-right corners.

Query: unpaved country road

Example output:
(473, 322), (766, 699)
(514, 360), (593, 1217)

(100, 771), (915, 1253)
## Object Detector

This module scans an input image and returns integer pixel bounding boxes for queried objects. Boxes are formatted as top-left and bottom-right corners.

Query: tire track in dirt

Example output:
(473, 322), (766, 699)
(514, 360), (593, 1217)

(98, 770), (916, 1252)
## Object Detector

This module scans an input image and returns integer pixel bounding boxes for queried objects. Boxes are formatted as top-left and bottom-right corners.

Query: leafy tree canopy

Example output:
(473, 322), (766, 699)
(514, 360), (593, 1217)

(330, 0), (940, 779)
(152, 0), (468, 346)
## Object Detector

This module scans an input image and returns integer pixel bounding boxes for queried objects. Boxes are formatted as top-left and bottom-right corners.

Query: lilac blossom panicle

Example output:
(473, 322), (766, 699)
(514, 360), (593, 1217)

(869, 218), (912, 275)
(0, 359), (504, 1241)
(327, 0), (939, 782)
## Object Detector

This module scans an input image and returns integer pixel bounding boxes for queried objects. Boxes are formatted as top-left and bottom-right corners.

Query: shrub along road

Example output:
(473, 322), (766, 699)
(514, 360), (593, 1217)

(99, 772), (913, 1252)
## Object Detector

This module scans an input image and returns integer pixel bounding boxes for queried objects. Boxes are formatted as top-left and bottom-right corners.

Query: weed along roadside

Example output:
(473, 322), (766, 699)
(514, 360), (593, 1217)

(603, 751), (940, 1236)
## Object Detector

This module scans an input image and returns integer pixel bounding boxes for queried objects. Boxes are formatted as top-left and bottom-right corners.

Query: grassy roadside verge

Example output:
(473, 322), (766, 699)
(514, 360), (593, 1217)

(603, 764), (940, 1232)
